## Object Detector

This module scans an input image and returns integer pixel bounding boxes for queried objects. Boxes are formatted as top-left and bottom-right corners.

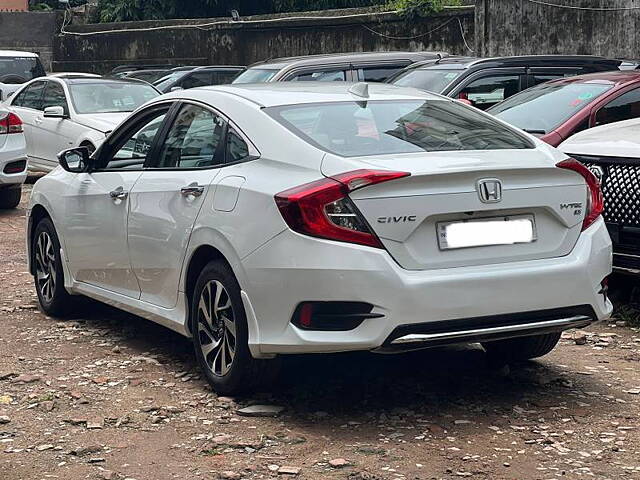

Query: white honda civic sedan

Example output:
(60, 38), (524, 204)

(6, 75), (159, 172)
(27, 82), (613, 393)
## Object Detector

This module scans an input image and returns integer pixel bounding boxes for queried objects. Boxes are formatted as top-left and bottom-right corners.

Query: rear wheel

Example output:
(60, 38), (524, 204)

(191, 260), (279, 394)
(482, 332), (561, 363)
(33, 218), (72, 316)
(0, 186), (21, 209)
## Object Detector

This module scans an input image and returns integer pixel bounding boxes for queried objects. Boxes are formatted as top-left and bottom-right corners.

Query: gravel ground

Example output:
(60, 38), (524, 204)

(1, 184), (640, 480)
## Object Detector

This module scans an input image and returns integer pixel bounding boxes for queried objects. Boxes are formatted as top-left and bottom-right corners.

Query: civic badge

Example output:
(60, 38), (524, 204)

(477, 178), (503, 204)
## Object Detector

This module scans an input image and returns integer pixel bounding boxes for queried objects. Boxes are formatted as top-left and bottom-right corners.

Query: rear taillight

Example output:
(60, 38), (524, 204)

(556, 158), (604, 231)
(0, 112), (23, 134)
(275, 169), (410, 248)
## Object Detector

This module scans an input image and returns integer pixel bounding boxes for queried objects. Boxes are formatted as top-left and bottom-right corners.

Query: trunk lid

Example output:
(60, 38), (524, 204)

(322, 149), (588, 270)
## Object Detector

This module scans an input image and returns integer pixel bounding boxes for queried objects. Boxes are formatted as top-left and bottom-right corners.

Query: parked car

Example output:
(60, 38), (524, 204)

(232, 51), (447, 84)
(0, 50), (46, 101)
(559, 117), (640, 275)
(153, 66), (246, 93)
(388, 55), (623, 110)
(6, 75), (160, 172)
(488, 71), (640, 146)
(121, 69), (175, 84)
(27, 82), (612, 393)
(0, 109), (27, 209)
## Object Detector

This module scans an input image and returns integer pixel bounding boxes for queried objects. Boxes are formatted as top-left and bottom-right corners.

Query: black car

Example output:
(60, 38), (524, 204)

(154, 65), (246, 93)
(232, 51), (448, 84)
(388, 55), (624, 110)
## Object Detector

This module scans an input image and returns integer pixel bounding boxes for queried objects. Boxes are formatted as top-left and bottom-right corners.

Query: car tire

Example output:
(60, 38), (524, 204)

(0, 186), (21, 209)
(482, 332), (561, 363)
(32, 217), (72, 317)
(191, 260), (279, 395)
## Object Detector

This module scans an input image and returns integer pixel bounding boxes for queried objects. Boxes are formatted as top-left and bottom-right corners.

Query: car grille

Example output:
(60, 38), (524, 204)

(573, 154), (640, 272)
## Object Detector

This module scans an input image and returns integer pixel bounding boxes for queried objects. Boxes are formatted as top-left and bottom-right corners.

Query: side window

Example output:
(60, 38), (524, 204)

(226, 127), (250, 163)
(156, 104), (226, 169)
(212, 70), (242, 85)
(101, 109), (169, 170)
(181, 72), (213, 90)
(529, 72), (579, 87)
(359, 66), (404, 83)
(42, 82), (69, 115)
(595, 88), (640, 126)
(458, 75), (521, 110)
(289, 70), (347, 82)
(13, 81), (46, 110)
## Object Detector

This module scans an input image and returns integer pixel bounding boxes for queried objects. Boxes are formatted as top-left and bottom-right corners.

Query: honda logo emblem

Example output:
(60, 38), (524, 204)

(477, 178), (503, 203)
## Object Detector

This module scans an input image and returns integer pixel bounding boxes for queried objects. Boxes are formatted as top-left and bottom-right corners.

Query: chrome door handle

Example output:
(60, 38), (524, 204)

(109, 189), (128, 200)
(181, 185), (205, 198)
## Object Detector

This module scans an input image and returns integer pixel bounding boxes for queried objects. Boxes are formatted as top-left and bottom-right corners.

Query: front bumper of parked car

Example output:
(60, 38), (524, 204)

(240, 217), (613, 358)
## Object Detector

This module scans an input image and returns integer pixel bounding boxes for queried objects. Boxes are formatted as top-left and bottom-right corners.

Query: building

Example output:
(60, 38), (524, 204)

(0, 0), (28, 11)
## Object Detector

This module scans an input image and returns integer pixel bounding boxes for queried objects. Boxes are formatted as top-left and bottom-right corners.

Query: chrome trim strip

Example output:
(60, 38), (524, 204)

(390, 315), (592, 345)
(614, 252), (640, 259)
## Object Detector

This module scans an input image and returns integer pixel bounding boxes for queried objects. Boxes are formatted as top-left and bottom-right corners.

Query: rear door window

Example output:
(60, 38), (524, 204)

(456, 74), (523, 110)
(358, 65), (406, 83)
(180, 72), (214, 89)
(288, 69), (348, 82)
(594, 88), (640, 126)
(13, 80), (46, 110)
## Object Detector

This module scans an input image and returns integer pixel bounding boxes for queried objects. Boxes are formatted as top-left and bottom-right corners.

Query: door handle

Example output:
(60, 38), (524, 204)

(181, 184), (205, 198)
(109, 188), (128, 200)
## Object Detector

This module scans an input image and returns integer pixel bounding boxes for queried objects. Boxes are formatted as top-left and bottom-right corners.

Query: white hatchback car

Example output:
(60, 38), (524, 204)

(27, 83), (613, 393)
(0, 109), (28, 208)
(6, 75), (159, 172)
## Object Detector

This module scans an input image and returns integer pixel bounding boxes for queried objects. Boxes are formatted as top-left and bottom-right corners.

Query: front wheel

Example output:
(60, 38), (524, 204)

(0, 186), (21, 209)
(482, 332), (561, 363)
(32, 218), (72, 316)
(191, 260), (279, 395)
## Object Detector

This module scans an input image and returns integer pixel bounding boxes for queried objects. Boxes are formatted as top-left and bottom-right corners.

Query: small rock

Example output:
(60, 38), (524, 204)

(41, 401), (55, 412)
(36, 444), (54, 451)
(219, 472), (241, 480)
(13, 374), (41, 384)
(0, 395), (12, 404)
(277, 466), (301, 475)
(86, 418), (104, 430)
(99, 471), (115, 480)
(267, 465), (280, 472)
(0, 416), (10, 424)
(88, 458), (106, 463)
(70, 445), (102, 457)
(574, 331), (588, 345)
(237, 405), (284, 417)
(111, 346), (122, 354)
(627, 389), (640, 395)
(329, 458), (349, 468)
(131, 356), (161, 366)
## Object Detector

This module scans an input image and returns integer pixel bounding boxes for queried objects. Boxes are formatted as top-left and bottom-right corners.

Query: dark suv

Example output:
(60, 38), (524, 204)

(232, 51), (448, 84)
(388, 55), (623, 110)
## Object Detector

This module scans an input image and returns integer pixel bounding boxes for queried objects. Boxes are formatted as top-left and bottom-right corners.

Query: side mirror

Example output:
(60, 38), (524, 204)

(58, 147), (90, 173)
(170, 86), (184, 92)
(44, 106), (66, 118)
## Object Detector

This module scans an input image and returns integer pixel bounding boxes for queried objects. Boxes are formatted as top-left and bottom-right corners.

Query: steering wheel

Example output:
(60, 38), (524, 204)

(0, 74), (27, 84)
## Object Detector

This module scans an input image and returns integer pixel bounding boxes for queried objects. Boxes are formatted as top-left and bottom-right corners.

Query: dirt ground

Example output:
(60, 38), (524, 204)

(1, 184), (640, 480)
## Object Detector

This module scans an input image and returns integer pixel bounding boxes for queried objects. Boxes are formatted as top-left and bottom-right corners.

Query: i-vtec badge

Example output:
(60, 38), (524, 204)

(560, 202), (584, 216)
(377, 216), (417, 224)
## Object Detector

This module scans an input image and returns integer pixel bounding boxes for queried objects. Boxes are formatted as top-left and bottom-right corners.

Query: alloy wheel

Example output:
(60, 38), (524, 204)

(35, 232), (56, 304)
(197, 280), (237, 376)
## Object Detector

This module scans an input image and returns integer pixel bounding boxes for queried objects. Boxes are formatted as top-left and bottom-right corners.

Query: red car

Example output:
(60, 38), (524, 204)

(488, 71), (640, 146)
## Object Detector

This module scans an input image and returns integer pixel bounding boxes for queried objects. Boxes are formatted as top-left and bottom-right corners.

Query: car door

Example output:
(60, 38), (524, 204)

(62, 102), (173, 298)
(36, 80), (76, 166)
(10, 80), (45, 167)
(448, 68), (527, 110)
(127, 101), (227, 308)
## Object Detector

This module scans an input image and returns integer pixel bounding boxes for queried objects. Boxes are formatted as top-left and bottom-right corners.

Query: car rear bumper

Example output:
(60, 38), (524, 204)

(240, 217), (613, 357)
(0, 135), (28, 188)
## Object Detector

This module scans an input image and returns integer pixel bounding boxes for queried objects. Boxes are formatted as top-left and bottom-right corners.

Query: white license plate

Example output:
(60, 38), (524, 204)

(437, 215), (536, 250)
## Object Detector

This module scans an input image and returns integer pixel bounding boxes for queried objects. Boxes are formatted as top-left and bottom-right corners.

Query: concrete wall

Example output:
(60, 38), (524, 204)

(476, 0), (640, 58)
(53, 7), (475, 73)
(0, 11), (61, 69)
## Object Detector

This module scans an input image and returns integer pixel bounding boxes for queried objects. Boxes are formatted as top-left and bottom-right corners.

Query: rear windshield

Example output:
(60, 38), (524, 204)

(489, 82), (614, 134)
(0, 56), (45, 83)
(266, 100), (532, 157)
(391, 69), (461, 93)
(232, 68), (278, 84)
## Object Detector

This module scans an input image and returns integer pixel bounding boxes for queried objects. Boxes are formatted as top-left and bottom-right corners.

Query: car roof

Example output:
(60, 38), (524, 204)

(542, 70), (640, 86)
(0, 50), (39, 58)
(247, 51), (447, 70)
(412, 55), (623, 70)
(178, 82), (439, 108)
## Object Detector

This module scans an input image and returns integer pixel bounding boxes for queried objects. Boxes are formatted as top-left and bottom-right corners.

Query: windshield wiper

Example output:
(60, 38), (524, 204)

(523, 128), (546, 135)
